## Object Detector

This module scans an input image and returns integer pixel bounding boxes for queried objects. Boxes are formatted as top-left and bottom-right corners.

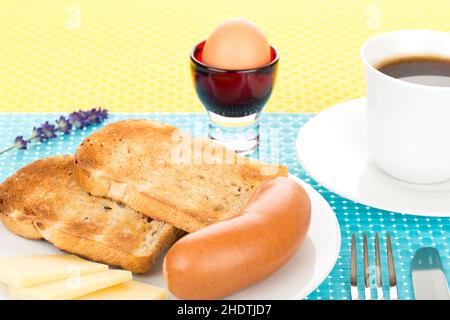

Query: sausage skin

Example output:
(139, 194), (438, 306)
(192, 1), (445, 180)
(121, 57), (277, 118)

(163, 177), (311, 299)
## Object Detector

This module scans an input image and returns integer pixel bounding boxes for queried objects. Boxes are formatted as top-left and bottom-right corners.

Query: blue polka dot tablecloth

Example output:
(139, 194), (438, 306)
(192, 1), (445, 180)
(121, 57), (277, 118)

(0, 112), (449, 300)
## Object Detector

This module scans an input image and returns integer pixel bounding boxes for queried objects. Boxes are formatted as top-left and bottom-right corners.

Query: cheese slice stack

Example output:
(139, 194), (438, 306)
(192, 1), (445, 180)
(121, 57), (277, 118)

(0, 254), (108, 287)
(10, 270), (132, 300)
(0, 254), (167, 300)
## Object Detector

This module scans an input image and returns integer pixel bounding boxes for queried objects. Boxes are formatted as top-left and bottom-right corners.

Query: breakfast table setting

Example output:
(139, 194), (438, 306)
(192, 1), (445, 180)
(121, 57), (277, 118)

(0, 0), (449, 302)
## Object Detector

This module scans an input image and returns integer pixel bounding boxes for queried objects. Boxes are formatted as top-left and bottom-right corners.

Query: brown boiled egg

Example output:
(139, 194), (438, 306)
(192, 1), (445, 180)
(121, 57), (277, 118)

(202, 18), (271, 70)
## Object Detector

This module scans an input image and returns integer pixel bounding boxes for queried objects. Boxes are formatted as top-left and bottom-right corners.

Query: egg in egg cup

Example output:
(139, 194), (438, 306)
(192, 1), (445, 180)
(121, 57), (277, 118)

(190, 40), (279, 155)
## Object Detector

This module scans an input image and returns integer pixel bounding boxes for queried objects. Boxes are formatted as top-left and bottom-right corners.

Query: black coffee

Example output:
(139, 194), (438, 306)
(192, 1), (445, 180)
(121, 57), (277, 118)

(375, 55), (450, 87)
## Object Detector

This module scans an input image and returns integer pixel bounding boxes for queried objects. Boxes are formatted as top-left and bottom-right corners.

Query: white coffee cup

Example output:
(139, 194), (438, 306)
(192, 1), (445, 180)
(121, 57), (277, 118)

(361, 30), (450, 184)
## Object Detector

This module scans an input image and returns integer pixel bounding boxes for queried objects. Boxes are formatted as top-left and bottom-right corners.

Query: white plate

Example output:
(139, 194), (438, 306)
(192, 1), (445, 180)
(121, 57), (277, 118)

(297, 97), (450, 217)
(0, 175), (340, 300)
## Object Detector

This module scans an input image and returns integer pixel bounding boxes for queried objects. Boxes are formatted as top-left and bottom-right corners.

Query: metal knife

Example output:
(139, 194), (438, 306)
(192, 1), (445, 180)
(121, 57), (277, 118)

(412, 247), (450, 300)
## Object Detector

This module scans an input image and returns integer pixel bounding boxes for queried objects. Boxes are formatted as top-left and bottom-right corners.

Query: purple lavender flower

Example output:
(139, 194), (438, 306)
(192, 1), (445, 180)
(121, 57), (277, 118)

(89, 108), (102, 123)
(85, 109), (98, 124)
(97, 107), (108, 121)
(14, 136), (28, 150)
(90, 108), (107, 124)
(40, 121), (57, 140)
(55, 116), (72, 134)
(69, 111), (86, 129)
(31, 126), (46, 142)
(79, 109), (91, 124)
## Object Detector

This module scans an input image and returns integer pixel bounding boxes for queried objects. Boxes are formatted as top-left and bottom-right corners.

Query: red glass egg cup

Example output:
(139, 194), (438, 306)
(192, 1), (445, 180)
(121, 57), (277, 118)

(190, 41), (279, 155)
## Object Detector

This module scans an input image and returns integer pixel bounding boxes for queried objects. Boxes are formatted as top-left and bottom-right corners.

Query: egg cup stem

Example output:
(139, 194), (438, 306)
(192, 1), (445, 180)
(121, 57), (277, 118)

(207, 111), (260, 156)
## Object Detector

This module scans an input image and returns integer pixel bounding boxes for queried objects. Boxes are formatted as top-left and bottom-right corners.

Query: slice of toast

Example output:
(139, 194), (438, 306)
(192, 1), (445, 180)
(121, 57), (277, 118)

(74, 119), (288, 232)
(0, 155), (183, 273)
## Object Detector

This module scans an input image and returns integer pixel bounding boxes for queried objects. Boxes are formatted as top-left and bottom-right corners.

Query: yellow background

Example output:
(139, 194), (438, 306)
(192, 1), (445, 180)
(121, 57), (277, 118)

(1, 0), (449, 113)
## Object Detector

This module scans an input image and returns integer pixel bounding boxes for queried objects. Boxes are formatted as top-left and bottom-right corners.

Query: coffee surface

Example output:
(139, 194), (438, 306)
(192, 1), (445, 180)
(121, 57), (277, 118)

(376, 55), (450, 87)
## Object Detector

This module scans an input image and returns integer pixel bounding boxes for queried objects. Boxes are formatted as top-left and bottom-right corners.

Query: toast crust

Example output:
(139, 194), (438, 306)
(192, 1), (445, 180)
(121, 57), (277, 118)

(0, 211), (41, 240)
(74, 119), (288, 232)
(35, 220), (179, 273)
(0, 156), (183, 273)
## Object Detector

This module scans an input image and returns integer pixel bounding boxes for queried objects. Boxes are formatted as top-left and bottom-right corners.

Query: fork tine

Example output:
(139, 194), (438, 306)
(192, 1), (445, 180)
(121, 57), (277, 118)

(386, 233), (398, 300)
(350, 233), (358, 299)
(374, 233), (383, 300)
(363, 233), (371, 299)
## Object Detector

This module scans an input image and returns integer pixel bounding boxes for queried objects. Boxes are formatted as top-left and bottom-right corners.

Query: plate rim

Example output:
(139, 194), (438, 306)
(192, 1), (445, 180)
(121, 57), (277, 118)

(287, 174), (341, 300)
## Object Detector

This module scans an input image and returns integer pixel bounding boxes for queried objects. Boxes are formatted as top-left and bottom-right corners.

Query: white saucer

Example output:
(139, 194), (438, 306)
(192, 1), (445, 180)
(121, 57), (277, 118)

(0, 175), (340, 300)
(296, 97), (450, 217)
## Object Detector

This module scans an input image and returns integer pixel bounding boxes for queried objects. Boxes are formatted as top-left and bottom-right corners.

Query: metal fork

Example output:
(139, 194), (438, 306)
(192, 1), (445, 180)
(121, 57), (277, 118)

(350, 232), (398, 300)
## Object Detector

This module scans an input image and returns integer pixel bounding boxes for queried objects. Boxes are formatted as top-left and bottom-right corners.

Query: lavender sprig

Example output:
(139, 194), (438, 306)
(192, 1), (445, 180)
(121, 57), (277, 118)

(0, 107), (108, 155)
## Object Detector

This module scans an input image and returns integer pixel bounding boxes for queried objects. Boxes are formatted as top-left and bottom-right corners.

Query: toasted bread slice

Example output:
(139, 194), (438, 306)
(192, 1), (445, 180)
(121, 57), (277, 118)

(0, 156), (183, 273)
(74, 119), (288, 232)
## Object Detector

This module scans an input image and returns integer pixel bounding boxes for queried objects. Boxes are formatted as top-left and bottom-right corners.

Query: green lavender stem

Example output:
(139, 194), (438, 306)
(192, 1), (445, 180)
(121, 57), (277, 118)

(0, 145), (16, 155)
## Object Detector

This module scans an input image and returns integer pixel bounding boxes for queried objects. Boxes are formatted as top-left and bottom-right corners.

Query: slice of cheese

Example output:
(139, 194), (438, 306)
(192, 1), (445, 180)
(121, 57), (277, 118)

(77, 280), (167, 300)
(9, 270), (132, 300)
(0, 254), (108, 288)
